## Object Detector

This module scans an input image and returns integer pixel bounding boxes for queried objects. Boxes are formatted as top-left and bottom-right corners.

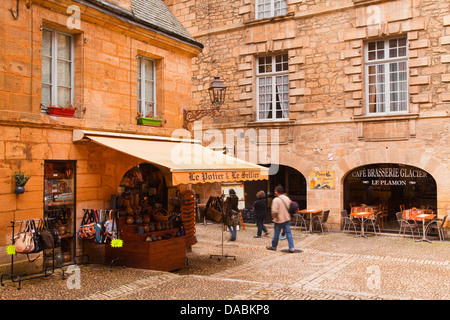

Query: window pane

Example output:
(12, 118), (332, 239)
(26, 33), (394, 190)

(57, 87), (71, 106)
(137, 78), (141, 101)
(42, 30), (52, 57)
(57, 34), (71, 61)
(57, 60), (71, 87)
(42, 56), (52, 84)
(144, 59), (154, 81)
(145, 80), (154, 102)
(41, 84), (51, 107)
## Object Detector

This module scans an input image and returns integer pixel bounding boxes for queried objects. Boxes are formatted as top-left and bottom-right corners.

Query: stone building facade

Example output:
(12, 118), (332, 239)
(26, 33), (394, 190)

(165, 0), (450, 231)
(0, 0), (202, 273)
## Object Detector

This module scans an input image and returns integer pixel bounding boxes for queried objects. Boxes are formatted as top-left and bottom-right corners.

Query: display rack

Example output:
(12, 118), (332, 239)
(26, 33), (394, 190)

(209, 196), (236, 261)
(0, 219), (65, 290)
(76, 209), (125, 271)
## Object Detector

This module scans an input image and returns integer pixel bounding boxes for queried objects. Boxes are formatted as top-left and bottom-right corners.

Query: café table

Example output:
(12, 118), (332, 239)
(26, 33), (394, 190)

(299, 209), (323, 233)
(410, 213), (436, 243)
(350, 211), (375, 238)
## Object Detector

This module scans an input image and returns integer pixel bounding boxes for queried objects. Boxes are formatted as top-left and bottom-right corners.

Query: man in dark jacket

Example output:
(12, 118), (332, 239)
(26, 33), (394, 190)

(253, 190), (269, 238)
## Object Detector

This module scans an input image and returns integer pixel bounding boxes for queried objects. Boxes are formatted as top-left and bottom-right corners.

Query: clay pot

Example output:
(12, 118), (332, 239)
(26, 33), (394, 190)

(126, 216), (134, 225)
(155, 222), (162, 231)
(143, 224), (149, 233)
(134, 216), (143, 224)
(143, 215), (151, 224)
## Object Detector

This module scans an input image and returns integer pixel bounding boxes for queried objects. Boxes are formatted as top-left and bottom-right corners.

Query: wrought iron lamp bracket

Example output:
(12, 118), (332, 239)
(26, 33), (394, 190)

(183, 107), (220, 129)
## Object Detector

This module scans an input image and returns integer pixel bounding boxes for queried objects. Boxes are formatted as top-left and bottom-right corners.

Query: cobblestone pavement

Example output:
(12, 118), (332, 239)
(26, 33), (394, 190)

(1, 223), (449, 301)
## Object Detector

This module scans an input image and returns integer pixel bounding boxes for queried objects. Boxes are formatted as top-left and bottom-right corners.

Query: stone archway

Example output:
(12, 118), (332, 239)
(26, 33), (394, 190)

(335, 148), (450, 216)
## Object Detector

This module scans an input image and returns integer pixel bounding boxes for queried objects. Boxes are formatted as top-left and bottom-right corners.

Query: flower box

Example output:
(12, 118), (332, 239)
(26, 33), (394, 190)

(137, 117), (162, 126)
(47, 106), (76, 117)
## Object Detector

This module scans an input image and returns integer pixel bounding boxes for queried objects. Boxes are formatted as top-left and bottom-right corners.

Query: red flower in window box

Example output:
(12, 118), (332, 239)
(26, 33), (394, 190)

(47, 101), (76, 117)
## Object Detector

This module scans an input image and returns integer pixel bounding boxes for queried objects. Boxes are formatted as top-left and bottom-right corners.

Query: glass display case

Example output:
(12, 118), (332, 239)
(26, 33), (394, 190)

(43, 160), (76, 265)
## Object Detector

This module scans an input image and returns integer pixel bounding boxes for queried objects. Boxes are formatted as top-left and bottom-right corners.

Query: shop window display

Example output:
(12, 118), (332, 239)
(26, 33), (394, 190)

(43, 160), (76, 265)
(107, 163), (192, 271)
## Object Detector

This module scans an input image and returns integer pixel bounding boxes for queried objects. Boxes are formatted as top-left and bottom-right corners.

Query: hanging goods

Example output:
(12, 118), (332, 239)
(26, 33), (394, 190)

(14, 221), (35, 254)
(95, 210), (108, 244)
(104, 210), (117, 241)
(45, 218), (61, 248)
(29, 220), (44, 253)
(37, 219), (55, 250)
(78, 209), (97, 240)
(205, 197), (223, 223)
(169, 189), (183, 207)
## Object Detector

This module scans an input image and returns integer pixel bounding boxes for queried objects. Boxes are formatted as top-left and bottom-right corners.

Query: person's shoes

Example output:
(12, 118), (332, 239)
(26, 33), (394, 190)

(288, 249), (296, 253)
(266, 246), (276, 251)
(253, 235), (261, 238)
(280, 235), (286, 240)
(264, 232), (269, 236)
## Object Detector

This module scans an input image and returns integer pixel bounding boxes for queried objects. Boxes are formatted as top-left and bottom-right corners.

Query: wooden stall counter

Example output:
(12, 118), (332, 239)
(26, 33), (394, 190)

(105, 217), (186, 272)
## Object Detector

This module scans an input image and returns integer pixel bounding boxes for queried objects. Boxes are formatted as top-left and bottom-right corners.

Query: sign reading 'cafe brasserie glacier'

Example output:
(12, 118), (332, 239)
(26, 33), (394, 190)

(351, 167), (428, 186)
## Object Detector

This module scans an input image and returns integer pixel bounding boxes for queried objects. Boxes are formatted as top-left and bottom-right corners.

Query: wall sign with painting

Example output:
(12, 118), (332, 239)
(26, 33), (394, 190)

(309, 171), (335, 189)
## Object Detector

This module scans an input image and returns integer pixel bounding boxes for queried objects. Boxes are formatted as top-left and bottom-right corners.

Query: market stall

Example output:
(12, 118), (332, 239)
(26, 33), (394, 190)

(74, 130), (268, 271)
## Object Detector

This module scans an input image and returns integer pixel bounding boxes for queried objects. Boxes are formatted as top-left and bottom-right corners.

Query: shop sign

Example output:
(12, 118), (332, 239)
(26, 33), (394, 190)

(310, 171), (335, 189)
(172, 170), (268, 185)
(351, 167), (428, 186)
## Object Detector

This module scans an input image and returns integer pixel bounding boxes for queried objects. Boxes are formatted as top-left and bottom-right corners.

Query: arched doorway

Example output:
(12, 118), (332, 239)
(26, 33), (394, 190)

(343, 163), (437, 231)
(244, 164), (307, 221)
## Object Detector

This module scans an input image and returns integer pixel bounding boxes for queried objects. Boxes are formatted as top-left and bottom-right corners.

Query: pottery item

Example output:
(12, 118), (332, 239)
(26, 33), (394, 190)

(134, 216), (143, 224)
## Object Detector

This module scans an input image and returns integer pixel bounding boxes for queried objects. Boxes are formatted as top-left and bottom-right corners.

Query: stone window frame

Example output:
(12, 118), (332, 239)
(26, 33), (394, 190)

(137, 55), (157, 118)
(41, 27), (75, 113)
(256, 53), (290, 122)
(364, 36), (409, 116)
(255, 0), (288, 20)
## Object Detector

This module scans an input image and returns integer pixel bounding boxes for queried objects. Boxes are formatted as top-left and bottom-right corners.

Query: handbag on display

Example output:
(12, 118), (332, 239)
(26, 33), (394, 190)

(95, 210), (107, 244)
(29, 220), (44, 253)
(37, 219), (55, 250)
(104, 210), (117, 242)
(14, 220), (35, 254)
(78, 209), (97, 240)
(45, 218), (61, 248)
(205, 197), (223, 223)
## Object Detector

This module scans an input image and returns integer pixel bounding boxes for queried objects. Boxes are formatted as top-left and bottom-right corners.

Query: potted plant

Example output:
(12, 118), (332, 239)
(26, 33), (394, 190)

(47, 101), (77, 117)
(14, 170), (31, 194)
(136, 112), (163, 126)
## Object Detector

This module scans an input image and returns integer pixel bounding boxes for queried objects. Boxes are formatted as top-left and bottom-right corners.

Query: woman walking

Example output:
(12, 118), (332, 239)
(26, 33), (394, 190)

(224, 189), (240, 241)
(253, 191), (269, 238)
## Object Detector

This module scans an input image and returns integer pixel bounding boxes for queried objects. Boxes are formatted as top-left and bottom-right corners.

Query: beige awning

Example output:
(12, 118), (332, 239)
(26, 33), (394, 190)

(73, 130), (268, 186)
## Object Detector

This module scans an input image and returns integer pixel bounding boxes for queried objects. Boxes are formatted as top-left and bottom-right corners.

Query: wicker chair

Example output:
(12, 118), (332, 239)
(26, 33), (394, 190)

(396, 211), (420, 239)
(425, 215), (448, 241)
(292, 212), (309, 231)
(311, 210), (330, 234)
(341, 210), (359, 235)
(365, 212), (381, 235)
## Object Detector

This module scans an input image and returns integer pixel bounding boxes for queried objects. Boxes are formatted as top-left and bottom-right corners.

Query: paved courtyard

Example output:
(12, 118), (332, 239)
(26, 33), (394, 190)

(1, 223), (449, 301)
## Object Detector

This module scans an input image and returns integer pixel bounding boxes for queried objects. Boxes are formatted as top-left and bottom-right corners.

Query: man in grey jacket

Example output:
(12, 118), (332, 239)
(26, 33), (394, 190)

(266, 186), (295, 253)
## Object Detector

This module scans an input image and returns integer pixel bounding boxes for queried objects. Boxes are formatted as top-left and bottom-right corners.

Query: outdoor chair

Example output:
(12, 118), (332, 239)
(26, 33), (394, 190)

(311, 210), (330, 234)
(396, 211), (420, 239)
(292, 211), (309, 231)
(365, 212), (381, 235)
(425, 215), (448, 241)
(341, 210), (359, 235)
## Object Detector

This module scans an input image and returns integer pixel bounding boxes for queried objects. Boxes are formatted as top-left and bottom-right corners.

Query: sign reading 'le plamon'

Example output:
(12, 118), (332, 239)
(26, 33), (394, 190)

(351, 167), (428, 186)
